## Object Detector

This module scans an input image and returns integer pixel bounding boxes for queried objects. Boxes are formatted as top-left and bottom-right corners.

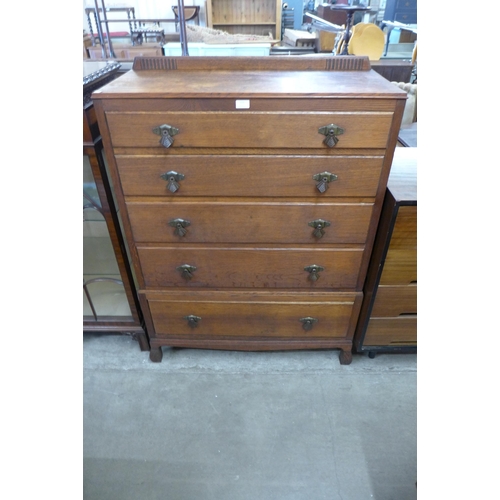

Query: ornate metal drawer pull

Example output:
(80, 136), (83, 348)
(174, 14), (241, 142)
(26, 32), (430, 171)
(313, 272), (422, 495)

(312, 171), (338, 193)
(318, 124), (344, 148)
(153, 124), (180, 148)
(300, 317), (318, 331)
(169, 218), (190, 237)
(308, 219), (331, 239)
(176, 264), (197, 280)
(161, 170), (185, 193)
(304, 264), (325, 282)
(184, 315), (201, 328)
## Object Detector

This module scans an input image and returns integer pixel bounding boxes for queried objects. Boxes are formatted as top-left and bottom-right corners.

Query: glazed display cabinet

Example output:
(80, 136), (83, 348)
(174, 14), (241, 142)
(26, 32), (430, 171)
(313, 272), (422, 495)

(83, 60), (149, 350)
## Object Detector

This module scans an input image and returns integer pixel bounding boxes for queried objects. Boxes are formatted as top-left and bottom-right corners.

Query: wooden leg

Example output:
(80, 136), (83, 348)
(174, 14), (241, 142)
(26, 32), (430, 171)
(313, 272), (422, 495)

(131, 331), (150, 352)
(149, 346), (163, 362)
(339, 349), (353, 365)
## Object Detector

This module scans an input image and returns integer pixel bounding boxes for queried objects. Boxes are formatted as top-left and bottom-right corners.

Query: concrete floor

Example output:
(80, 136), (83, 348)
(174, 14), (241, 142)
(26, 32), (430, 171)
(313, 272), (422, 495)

(83, 334), (417, 500)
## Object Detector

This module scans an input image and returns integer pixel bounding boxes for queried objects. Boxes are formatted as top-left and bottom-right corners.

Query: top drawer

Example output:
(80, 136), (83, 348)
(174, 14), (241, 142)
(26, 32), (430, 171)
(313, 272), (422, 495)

(105, 111), (394, 150)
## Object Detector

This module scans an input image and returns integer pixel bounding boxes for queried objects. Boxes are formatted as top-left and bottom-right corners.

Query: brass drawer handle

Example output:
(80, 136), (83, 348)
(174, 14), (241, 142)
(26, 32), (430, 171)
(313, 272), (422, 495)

(304, 264), (324, 282)
(318, 124), (344, 148)
(308, 219), (331, 239)
(312, 171), (338, 193)
(161, 170), (185, 193)
(176, 264), (197, 280)
(300, 317), (318, 331)
(184, 315), (201, 328)
(169, 218), (190, 237)
(153, 124), (180, 148)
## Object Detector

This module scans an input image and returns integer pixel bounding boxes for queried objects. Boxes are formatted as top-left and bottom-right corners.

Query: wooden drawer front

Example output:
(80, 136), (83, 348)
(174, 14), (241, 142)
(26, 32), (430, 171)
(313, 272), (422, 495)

(106, 111), (394, 149)
(390, 206), (417, 250)
(370, 285), (417, 317)
(116, 155), (384, 198)
(364, 317), (417, 346)
(127, 201), (373, 244)
(379, 249), (417, 285)
(138, 246), (363, 289)
(146, 291), (360, 339)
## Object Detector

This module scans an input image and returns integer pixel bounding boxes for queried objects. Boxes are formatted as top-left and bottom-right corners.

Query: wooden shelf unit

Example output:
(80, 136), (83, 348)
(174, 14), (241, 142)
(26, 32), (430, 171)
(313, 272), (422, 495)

(206, 0), (282, 39)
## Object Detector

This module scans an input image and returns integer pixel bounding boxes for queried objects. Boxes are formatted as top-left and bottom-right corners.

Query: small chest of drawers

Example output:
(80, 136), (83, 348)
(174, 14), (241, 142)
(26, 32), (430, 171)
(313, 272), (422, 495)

(93, 56), (406, 364)
(354, 147), (417, 356)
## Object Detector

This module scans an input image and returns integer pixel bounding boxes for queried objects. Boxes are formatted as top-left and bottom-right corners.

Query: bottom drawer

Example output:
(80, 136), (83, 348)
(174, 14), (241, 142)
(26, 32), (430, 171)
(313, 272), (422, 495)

(363, 317), (417, 346)
(143, 290), (362, 341)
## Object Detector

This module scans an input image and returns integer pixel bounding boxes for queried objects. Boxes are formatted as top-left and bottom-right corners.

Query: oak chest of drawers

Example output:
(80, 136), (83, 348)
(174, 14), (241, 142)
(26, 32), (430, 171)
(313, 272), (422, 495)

(92, 56), (406, 364)
(353, 147), (417, 356)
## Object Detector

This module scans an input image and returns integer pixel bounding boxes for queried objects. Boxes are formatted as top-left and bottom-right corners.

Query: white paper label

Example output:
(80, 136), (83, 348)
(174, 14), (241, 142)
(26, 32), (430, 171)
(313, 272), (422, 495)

(235, 99), (250, 109)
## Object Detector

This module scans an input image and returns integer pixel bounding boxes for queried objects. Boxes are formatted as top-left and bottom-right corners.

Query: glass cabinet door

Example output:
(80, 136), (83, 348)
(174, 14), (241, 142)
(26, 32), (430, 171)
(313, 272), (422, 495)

(83, 152), (133, 323)
(83, 59), (148, 351)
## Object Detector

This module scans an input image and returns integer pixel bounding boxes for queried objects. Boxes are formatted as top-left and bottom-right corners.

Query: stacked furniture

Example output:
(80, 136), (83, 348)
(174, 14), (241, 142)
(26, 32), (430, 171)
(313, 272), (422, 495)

(92, 56), (406, 364)
(353, 147), (417, 357)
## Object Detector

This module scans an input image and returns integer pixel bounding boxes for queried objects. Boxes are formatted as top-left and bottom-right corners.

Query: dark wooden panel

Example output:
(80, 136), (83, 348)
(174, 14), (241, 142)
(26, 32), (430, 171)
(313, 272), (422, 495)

(371, 60), (414, 84)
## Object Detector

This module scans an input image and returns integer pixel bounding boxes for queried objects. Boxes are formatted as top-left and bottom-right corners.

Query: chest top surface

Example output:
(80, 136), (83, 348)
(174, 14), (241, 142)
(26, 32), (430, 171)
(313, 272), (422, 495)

(91, 56), (408, 101)
(387, 148), (417, 202)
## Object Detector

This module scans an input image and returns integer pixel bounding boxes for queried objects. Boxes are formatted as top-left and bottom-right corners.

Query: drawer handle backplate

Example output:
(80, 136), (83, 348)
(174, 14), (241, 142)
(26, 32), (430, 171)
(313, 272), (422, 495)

(161, 170), (185, 193)
(304, 264), (325, 282)
(308, 219), (331, 239)
(312, 171), (338, 193)
(169, 218), (190, 237)
(300, 317), (318, 331)
(176, 264), (197, 280)
(153, 124), (180, 148)
(318, 124), (344, 148)
(184, 315), (201, 328)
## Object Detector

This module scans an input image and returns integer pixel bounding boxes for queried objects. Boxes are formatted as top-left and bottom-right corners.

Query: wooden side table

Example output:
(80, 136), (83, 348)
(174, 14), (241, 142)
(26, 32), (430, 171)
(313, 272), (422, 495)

(172, 6), (200, 32)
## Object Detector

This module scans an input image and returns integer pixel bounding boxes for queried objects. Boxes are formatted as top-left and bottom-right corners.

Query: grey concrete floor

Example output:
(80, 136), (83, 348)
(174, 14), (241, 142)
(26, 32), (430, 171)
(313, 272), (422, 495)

(83, 334), (417, 500)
